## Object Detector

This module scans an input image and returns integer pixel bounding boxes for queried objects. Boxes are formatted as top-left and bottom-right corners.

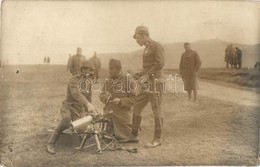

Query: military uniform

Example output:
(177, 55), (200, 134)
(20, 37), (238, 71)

(132, 39), (165, 146)
(100, 73), (136, 142)
(179, 50), (201, 91)
(47, 61), (94, 154)
(70, 54), (86, 76)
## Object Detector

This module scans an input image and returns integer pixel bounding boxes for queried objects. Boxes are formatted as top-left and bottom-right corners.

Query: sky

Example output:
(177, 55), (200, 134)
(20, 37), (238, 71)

(1, 0), (260, 64)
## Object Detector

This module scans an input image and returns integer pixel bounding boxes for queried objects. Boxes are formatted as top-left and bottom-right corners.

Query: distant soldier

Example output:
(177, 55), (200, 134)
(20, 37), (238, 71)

(254, 61), (260, 69)
(46, 60), (96, 154)
(179, 42), (202, 103)
(229, 44), (237, 69)
(70, 47), (86, 76)
(235, 47), (242, 69)
(44, 57), (47, 64)
(225, 45), (231, 68)
(47, 57), (50, 64)
(89, 52), (101, 80)
(67, 54), (72, 72)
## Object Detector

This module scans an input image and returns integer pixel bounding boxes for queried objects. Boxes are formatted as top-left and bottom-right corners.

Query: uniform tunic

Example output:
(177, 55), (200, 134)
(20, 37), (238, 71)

(179, 50), (201, 90)
(70, 54), (86, 76)
(133, 41), (165, 119)
(60, 75), (92, 128)
(100, 73), (136, 141)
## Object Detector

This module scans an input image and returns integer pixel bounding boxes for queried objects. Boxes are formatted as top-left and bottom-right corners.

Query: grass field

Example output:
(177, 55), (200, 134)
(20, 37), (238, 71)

(0, 65), (259, 166)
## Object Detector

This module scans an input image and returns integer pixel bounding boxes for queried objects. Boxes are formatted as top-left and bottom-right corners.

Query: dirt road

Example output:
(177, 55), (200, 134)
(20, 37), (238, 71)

(199, 80), (259, 107)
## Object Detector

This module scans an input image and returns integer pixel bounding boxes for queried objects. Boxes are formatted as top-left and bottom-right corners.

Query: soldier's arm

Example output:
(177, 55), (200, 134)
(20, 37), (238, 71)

(69, 77), (91, 107)
(179, 54), (184, 75)
(70, 56), (74, 73)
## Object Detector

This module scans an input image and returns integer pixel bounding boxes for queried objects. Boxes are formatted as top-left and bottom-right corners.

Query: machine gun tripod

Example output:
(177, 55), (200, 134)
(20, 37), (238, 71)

(71, 110), (119, 153)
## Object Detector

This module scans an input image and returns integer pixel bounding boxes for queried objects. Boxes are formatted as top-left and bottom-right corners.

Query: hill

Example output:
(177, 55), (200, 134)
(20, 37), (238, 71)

(98, 39), (260, 70)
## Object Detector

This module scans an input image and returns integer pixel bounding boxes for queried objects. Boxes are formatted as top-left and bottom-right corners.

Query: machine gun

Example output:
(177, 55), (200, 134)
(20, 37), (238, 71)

(71, 108), (117, 153)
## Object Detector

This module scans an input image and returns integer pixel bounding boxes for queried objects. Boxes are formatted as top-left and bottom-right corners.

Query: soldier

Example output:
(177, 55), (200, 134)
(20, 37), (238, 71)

(100, 59), (136, 143)
(70, 47), (86, 76)
(44, 57), (47, 64)
(131, 26), (165, 148)
(179, 42), (201, 103)
(225, 45), (230, 68)
(89, 52), (101, 80)
(46, 61), (96, 154)
(67, 54), (72, 72)
(235, 47), (242, 69)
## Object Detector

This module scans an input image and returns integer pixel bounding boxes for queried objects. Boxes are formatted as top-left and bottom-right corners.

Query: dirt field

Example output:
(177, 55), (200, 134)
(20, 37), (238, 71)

(0, 65), (259, 166)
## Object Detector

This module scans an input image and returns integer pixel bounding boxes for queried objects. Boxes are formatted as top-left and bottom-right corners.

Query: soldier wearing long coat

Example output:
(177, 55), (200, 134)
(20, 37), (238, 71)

(46, 61), (95, 154)
(70, 47), (86, 76)
(100, 59), (136, 142)
(179, 42), (201, 102)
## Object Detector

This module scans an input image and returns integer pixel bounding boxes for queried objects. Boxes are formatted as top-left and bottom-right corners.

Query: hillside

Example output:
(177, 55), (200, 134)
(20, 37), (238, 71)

(98, 39), (260, 70)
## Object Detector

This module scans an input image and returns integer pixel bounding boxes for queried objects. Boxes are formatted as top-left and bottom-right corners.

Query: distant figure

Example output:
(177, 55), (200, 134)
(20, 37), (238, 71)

(44, 57), (47, 64)
(47, 57), (50, 64)
(70, 47), (86, 76)
(254, 61), (260, 69)
(225, 44), (237, 68)
(179, 42), (202, 103)
(88, 52), (101, 80)
(66, 54), (72, 72)
(235, 47), (242, 69)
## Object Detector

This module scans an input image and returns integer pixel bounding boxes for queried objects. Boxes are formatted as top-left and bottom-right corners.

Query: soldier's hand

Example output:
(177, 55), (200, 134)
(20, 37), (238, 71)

(111, 98), (120, 105)
(138, 75), (149, 84)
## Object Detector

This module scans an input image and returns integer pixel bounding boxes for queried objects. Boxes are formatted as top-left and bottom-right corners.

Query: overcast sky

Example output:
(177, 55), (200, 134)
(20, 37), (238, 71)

(1, 0), (260, 64)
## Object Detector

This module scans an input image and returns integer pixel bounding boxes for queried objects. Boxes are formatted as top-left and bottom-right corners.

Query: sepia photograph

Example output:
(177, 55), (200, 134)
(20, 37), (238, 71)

(0, 0), (260, 166)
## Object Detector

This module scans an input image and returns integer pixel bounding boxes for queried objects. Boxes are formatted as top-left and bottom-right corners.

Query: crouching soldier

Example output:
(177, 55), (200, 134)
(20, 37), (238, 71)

(100, 59), (137, 143)
(46, 61), (96, 154)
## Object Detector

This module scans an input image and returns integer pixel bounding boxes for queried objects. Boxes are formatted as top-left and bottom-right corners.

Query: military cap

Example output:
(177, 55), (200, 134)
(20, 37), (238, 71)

(77, 47), (82, 52)
(109, 59), (121, 70)
(81, 60), (95, 70)
(133, 26), (149, 39)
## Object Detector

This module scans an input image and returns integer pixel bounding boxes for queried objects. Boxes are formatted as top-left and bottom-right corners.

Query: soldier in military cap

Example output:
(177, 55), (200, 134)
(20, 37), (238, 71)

(131, 26), (165, 148)
(100, 59), (137, 143)
(179, 42), (201, 103)
(70, 47), (86, 76)
(46, 60), (96, 154)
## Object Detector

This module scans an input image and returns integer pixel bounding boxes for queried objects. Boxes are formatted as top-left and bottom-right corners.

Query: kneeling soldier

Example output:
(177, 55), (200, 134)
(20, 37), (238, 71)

(100, 59), (137, 143)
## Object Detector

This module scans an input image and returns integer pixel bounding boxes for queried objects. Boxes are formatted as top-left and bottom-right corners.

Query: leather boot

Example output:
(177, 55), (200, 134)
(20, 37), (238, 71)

(131, 115), (142, 143)
(145, 117), (163, 148)
(46, 124), (65, 154)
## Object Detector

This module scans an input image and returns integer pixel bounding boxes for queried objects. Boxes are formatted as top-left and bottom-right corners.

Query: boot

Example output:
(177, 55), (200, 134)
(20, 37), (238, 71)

(46, 123), (65, 154)
(131, 115), (142, 143)
(145, 118), (163, 148)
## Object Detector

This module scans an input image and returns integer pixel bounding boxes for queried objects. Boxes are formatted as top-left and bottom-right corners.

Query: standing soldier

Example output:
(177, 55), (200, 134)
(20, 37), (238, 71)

(179, 42), (201, 103)
(44, 57), (47, 64)
(100, 59), (136, 143)
(46, 61), (96, 154)
(131, 26), (165, 148)
(70, 47), (86, 76)
(235, 47), (242, 69)
(89, 52), (101, 80)
(67, 54), (72, 71)
(47, 56), (51, 64)
(225, 45), (230, 68)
